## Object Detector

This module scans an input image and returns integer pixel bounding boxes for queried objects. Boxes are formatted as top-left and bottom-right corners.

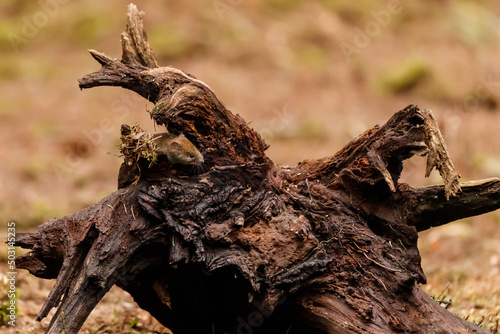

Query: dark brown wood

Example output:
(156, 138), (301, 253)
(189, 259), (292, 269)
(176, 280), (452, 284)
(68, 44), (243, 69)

(15, 4), (499, 334)
(401, 178), (500, 232)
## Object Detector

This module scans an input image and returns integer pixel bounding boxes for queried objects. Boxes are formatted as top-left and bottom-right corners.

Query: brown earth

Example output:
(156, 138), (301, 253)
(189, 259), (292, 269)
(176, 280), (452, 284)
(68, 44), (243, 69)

(1, 1), (499, 333)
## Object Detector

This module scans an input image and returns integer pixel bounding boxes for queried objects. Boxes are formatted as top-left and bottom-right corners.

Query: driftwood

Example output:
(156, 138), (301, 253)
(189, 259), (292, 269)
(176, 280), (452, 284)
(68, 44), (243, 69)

(15, 4), (500, 334)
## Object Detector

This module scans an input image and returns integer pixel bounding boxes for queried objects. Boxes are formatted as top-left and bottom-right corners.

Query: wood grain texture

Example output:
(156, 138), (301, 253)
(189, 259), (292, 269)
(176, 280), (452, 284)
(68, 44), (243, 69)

(15, 4), (499, 334)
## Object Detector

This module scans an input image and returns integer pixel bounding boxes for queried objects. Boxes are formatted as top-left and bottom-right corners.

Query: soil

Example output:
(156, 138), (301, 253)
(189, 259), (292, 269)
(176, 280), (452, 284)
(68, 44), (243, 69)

(1, 1), (499, 333)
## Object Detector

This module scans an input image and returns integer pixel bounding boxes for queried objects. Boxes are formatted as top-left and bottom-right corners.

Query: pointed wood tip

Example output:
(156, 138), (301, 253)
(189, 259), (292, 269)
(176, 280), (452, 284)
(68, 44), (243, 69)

(87, 49), (114, 66)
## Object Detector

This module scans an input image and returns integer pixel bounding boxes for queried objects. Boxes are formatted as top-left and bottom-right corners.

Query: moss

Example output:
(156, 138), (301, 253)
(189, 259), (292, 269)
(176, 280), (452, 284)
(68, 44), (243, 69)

(266, 0), (302, 13)
(0, 20), (19, 53)
(73, 176), (90, 189)
(148, 25), (197, 60)
(30, 201), (53, 221)
(377, 58), (431, 94)
(463, 86), (498, 111)
(22, 160), (48, 181)
(265, 118), (328, 142)
(70, 15), (109, 45)
(0, 55), (57, 82)
(23, 200), (68, 228)
(295, 43), (328, 71)
(0, 0), (39, 17)
(29, 118), (61, 139)
(298, 119), (329, 140)
(0, 54), (21, 82)
(449, 2), (497, 45)
(321, 0), (377, 25)
(119, 123), (158, 167)
(129, 316), (139, 328)
(0, 98), (18, 117)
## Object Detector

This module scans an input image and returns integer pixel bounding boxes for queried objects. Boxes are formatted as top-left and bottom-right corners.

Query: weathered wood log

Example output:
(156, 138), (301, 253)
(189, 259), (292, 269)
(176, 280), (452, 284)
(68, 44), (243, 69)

(15, 4), (500, 334)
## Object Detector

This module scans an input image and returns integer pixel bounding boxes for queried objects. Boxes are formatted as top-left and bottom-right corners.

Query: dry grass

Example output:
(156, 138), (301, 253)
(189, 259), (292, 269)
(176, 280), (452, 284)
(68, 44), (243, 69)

(1, 0), (500, 332)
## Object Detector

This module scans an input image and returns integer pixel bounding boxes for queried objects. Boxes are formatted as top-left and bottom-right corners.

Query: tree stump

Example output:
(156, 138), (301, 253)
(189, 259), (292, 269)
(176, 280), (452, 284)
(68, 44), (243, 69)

(15, 4), (500, 334)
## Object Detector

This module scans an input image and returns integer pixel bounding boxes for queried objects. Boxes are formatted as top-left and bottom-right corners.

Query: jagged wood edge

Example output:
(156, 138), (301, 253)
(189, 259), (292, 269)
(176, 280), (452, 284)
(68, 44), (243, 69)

(122, 3), (158, 68)
(422, 109), (461, 199)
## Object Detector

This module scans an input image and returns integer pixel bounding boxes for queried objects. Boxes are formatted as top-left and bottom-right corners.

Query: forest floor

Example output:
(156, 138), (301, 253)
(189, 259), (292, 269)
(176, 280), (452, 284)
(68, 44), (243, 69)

(1, 1), (500, 333)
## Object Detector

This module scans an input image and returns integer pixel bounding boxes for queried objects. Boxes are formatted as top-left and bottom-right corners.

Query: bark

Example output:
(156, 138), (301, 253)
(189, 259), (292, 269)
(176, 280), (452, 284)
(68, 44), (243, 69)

(15, 4), (500, 334)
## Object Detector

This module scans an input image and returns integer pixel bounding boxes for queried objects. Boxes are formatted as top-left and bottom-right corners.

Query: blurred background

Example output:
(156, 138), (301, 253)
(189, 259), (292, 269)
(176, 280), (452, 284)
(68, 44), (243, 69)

(1, 0), (499, 332)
